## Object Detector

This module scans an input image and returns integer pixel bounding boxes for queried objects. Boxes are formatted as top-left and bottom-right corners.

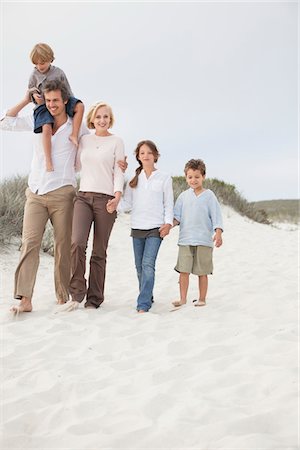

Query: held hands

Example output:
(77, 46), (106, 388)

(159, 223), (172, 238)
(213, 229), (223, 247)
(106, 198), (118, 214)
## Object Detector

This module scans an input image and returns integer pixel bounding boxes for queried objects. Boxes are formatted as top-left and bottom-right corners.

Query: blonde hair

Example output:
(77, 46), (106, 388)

(129, 140), (160, 188)
(30, 43), (54, 64)
(86, 102), (115, 129)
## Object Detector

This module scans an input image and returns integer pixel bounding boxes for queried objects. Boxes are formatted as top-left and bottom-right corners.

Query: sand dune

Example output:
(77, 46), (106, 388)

(0, 206), (298, 449)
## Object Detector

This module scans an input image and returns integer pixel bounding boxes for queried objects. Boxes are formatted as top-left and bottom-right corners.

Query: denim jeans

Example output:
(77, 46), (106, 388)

(132, 236), (162, 311)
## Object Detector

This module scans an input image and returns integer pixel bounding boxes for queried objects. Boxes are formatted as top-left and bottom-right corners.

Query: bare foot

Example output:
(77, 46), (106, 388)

(171, 300), (186, 308)
(193, 299), (206, 307)
(10, 297), (32, 315)
(137, 310), (147, 313)
(56, 298), (67, 305)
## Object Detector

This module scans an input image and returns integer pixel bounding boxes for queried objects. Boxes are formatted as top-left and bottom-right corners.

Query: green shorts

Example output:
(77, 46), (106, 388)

(175, 245), (213, 275)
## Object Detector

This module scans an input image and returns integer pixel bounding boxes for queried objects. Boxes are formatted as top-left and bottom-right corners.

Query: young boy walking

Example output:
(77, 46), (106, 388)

(172, 159), (223, 308)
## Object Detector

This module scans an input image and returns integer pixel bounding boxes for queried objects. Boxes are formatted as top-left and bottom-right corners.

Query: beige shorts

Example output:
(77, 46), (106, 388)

(175, 245), (213, 276)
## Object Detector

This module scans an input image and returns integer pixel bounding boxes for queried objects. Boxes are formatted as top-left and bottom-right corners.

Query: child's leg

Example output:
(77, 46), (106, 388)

(195, 275), (208, 306)
(42, 124), (53, 171)
(69, 102), (84, 147)
(172, 272), (189, 307)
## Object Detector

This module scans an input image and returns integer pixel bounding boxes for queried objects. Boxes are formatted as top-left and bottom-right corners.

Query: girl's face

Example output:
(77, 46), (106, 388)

(93, 106), (111, 134)
(138, 144), (156, 166)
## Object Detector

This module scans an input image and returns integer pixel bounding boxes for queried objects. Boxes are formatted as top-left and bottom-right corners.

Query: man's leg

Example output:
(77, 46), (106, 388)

(13, 189), (49, 311)
(48, 186), (76, 303)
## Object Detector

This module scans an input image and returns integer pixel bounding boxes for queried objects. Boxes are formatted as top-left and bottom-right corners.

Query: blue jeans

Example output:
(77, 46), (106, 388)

(132, 237), (162, 311)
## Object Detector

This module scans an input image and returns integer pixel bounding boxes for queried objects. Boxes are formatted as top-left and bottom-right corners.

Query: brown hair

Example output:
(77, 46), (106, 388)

(30, 43), (54, 64)
(86, 102), (114, 129)
(43, 79), (69, 102)
(129, 140), (160, 188)
(184, 159), (206, 176)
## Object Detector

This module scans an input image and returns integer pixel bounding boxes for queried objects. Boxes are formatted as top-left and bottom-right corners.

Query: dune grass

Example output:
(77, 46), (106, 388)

(1, 174), (296, 253)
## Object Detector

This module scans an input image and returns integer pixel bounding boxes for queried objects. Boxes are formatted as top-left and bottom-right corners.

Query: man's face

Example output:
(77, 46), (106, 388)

(44, 90), (67, 117)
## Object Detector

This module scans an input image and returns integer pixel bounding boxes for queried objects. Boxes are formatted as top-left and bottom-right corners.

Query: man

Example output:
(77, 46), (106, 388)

(1, 79), (88, 314)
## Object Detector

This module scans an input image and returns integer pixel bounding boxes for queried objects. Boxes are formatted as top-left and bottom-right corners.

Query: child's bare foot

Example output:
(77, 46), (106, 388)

(10, 297), (32, 315)
(69, 134), (78, 147)
(193, 299), (206, 307)
(171, 300), (186, 308)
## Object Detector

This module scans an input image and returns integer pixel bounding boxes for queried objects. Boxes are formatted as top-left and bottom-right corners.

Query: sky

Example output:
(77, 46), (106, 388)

(0, 0), (298, 201)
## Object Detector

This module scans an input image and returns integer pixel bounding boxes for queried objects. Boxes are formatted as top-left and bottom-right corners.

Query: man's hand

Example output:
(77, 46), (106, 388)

(117, 156), (128, 173)
(159, 223), (172, 238)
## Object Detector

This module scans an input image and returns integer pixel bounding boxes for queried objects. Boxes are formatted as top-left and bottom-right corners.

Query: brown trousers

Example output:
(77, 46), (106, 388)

(14, 185), (76, 302)
(69, 192), (116, 308)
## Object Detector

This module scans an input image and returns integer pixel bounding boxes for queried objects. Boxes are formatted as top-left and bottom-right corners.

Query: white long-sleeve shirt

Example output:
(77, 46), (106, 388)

(76, 133), (125, 195)
(0, 113), (88, 195)
(120, 169), (174, 229)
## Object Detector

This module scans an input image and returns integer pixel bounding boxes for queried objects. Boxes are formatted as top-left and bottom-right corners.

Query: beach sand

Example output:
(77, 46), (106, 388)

(0, 206), (298, 449)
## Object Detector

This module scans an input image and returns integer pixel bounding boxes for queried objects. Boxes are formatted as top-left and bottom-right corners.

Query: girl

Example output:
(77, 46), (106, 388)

(121, 140), (174, 313)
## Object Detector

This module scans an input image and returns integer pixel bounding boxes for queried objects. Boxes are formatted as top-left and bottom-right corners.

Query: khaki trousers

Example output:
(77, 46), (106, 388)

(14, 185), (76, 302)
(69, 192), (116, 308)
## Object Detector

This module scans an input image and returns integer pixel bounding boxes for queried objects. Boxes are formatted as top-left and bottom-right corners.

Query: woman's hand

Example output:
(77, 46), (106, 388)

(106, 198), (118, 214)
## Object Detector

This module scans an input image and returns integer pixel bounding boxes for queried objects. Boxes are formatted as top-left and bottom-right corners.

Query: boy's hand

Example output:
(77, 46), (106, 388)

(213, 229), (223, 247)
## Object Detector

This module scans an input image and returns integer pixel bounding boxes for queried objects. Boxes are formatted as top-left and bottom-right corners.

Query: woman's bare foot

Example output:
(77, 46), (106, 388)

(57, 298), (67, 305)
(10, 297), (32, 315)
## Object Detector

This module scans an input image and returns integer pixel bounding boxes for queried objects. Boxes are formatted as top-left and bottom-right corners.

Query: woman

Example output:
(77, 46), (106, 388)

(120, 140), (174, 313)
(64, 102), (125, 310)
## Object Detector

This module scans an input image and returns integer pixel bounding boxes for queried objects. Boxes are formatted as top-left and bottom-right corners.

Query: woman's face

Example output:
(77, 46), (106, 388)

(138, 144), (156, 166)
(92, 106), (111, 134)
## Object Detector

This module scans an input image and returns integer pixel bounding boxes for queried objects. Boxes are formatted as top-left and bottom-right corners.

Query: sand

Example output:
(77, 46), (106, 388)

(0, 206), (298, 449)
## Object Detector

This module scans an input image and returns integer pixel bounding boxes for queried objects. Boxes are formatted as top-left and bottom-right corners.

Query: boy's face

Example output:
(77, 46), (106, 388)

(35, 60), (51, 74)
(185, 168), (205, 191)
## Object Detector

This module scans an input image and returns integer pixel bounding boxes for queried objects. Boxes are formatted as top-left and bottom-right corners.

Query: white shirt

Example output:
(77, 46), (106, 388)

(0, 113), (88, 195)
(77, 133), (125, 195)
(120, 169), (174, 229)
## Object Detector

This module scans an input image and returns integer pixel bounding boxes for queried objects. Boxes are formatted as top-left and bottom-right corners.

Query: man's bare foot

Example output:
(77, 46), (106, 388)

(69, 134), (78, 147)
(10, 297), (32, 315)
(193, 299), (206, 307)
(137, 310), (147, 313)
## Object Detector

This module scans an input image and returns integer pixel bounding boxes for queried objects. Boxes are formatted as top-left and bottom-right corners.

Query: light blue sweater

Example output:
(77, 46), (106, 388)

(174, 188), (223, 247)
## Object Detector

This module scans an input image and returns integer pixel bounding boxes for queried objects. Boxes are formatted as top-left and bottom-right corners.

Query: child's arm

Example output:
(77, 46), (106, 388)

(6, 92), (31, 117)
(213, 228), (223, 247)
(69, 102), (84, 147)
(173, 218), (180, 226)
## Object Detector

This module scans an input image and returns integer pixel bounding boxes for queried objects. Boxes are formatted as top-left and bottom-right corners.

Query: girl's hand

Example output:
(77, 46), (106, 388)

(159, 223), (172, 238)
(117, 156), (128, 173)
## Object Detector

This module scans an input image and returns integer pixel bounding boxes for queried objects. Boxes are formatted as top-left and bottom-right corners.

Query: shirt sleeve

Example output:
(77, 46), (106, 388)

(0, 113), (33, 131)
(163, 175), (174, 225)
(58, 69), (74, 97)
(209, 192), (224, 231)
(113, 138), (125, 193)
(118, 180), (133, 213)
(174, 194), (183, 222)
